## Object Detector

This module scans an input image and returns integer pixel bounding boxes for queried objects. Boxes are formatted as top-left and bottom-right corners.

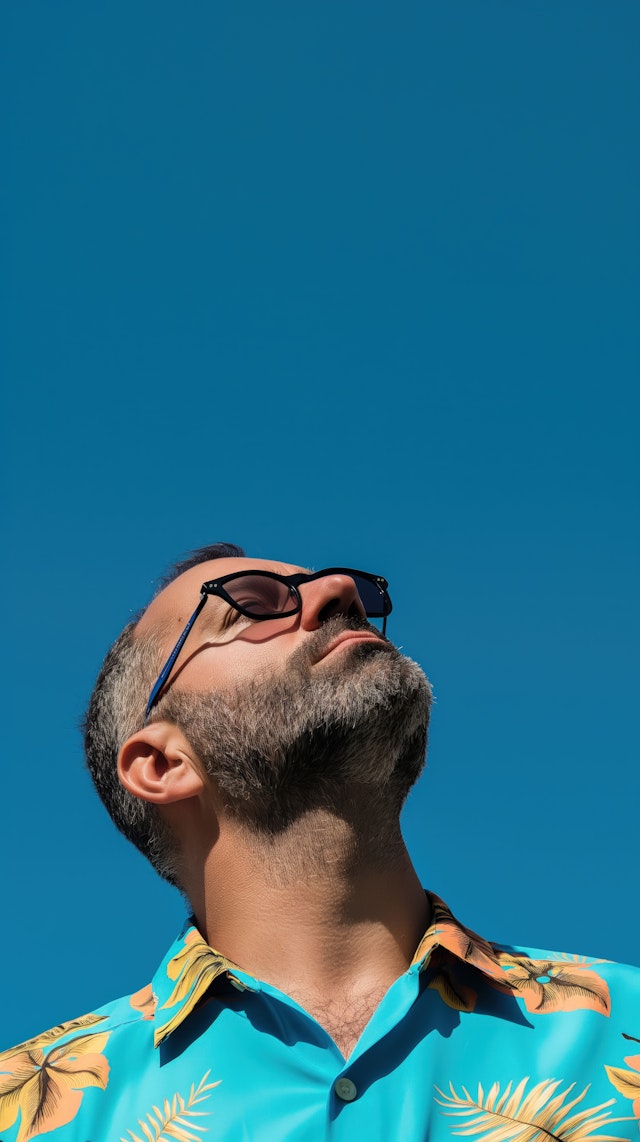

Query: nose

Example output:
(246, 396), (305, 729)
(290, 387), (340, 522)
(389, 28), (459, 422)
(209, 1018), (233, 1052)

(299, 573), (367, 631)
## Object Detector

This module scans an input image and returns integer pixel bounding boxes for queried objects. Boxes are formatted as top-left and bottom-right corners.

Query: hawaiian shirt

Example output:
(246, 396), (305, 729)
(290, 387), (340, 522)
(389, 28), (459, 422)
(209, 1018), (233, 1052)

(1, 892), (639, 1141)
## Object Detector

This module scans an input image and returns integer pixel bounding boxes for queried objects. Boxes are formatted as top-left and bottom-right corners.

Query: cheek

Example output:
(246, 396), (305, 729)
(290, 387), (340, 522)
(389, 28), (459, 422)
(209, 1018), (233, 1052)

(187, 618), (301, 690)
(225, 619), (300, 676)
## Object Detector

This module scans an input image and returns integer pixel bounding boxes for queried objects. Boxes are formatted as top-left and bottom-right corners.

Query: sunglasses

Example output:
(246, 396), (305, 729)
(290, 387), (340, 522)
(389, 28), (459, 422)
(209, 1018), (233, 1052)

(145, 567), (392, 718)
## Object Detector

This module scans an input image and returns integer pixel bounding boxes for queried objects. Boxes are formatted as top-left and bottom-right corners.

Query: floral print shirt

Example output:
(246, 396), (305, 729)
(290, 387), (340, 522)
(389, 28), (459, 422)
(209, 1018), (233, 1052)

(1, 893), (638, 1141)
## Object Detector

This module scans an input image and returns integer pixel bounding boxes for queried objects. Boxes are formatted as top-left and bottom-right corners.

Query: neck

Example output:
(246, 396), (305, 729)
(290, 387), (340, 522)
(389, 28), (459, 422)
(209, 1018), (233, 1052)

(186, 805), (431, 1006)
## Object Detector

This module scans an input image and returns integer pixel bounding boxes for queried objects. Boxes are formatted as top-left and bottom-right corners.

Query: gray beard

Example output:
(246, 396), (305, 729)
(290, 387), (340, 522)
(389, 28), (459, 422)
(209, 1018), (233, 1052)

(159, 617), (432, 836)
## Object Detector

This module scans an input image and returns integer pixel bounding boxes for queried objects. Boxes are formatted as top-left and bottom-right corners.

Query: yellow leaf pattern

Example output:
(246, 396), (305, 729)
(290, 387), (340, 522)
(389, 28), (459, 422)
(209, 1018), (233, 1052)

(605, 1066), (640, 1103)
(417, 896), (612, 1020)
(119, 1070), (220, 1142)
(155, 929), (240, 1046)
(494, 954), (611, 1016)
(605, 1050), (640, 1122)
(0, 1030), (111, 1141)
(435, 1077), (632, 1142)
(0, 1014), (107, 1064)
(413, 894), (505, 980)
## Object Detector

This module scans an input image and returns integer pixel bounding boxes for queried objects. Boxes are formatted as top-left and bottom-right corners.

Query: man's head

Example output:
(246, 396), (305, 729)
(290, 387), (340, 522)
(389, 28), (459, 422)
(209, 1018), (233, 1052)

(83, 544), (432, 889)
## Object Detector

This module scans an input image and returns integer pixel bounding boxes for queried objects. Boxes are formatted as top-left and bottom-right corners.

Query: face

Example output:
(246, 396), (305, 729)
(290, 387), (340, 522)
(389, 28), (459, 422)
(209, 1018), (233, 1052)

(138, 557), (386, 696)
(138, 557), (432, 833)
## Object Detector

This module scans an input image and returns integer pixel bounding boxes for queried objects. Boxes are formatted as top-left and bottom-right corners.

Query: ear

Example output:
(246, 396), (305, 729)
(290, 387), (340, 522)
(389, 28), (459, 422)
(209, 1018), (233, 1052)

(118, 722), (205, 805)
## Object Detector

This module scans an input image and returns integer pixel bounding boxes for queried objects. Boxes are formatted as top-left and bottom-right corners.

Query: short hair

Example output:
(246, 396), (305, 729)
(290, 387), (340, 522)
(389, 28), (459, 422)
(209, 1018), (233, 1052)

(82, 543), (246, 887)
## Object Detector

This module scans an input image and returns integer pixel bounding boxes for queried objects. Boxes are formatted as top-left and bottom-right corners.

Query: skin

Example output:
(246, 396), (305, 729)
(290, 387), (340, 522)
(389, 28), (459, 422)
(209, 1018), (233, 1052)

(118, 557), (431, 1058)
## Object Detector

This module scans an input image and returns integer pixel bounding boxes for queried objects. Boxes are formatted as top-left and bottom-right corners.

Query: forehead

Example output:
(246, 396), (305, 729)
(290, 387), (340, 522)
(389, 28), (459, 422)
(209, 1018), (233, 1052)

(136, 557), (308, 636)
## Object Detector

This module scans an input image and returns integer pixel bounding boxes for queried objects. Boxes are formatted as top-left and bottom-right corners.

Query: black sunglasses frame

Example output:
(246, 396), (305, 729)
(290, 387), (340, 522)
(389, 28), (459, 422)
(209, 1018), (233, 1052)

(145, 567), (392, 718)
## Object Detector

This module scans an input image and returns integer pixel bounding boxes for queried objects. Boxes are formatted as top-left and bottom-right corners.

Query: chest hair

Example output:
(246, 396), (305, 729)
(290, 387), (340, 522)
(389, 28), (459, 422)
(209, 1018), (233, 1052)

(289, 985), (389, 1059)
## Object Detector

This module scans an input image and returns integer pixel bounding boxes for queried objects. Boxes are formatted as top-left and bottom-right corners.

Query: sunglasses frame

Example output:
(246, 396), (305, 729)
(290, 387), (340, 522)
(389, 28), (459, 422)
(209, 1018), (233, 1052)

(145, 566), (392, 718)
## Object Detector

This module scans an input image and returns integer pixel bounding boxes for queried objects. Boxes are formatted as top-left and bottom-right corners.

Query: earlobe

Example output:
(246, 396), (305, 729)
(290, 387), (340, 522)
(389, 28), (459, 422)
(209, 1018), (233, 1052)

(118, 723), (205, 805)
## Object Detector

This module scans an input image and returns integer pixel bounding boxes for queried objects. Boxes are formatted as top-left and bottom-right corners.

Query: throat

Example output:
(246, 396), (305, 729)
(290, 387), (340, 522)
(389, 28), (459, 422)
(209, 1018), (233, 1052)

(191, 806), (432, 1052)
(234, 805), (407, 890)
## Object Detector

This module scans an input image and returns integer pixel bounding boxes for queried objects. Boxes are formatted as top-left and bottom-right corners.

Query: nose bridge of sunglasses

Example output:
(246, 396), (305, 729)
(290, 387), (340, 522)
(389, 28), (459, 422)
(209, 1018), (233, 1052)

(296, 572), (368, 622)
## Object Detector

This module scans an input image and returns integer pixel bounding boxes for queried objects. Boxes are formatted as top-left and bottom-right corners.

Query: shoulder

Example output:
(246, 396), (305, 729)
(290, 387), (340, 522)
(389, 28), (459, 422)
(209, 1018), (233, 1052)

(1, 981), (157, 1058)
(429, 929), (640, 1137)
(489, 938), (640, 1018)
(0, 983), (157, 1141)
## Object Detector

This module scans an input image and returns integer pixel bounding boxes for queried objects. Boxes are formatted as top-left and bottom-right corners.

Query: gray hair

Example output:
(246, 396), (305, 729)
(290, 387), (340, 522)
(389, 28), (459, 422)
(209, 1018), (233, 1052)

(83, 622), (183, 885)
(82, 542), (246, 887)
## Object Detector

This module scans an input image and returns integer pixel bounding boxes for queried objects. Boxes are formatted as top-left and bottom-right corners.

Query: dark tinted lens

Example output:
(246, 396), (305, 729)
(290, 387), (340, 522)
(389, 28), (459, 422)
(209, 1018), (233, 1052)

(225, 574), (297, 617)
(351, 575), (390, 617)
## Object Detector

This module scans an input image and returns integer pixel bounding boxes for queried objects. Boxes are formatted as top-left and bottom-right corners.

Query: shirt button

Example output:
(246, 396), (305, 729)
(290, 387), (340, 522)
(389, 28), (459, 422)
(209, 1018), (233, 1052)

(334, 1077), (357, 1102)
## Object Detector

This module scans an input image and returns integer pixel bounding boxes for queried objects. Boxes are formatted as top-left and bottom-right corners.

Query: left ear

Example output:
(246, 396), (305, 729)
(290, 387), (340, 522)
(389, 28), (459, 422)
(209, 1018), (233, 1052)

(117, 721), (205, 805)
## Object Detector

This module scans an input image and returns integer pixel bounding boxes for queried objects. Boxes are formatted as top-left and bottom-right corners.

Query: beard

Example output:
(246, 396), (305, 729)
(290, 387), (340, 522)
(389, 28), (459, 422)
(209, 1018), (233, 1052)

(158, 617), (432, 836)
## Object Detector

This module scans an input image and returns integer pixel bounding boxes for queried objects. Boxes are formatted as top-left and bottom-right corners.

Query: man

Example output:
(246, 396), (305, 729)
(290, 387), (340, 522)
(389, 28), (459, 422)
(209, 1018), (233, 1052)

(1, 543), (638, 1141)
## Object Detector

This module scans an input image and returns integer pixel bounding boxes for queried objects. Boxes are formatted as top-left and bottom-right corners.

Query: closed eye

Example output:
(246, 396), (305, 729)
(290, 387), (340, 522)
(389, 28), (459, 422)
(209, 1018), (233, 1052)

(220, 607), (249, 631)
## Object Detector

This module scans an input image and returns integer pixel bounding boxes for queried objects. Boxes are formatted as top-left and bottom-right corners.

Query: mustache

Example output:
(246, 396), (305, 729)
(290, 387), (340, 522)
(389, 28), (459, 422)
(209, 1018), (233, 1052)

(290, 615), (390, 672)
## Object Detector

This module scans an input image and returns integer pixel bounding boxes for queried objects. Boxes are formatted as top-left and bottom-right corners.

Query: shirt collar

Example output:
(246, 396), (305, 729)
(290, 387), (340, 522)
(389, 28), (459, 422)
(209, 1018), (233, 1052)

(411, 891), (506, 980)
(152, 920), (245, 1047)
(151, 891), (505, 1047)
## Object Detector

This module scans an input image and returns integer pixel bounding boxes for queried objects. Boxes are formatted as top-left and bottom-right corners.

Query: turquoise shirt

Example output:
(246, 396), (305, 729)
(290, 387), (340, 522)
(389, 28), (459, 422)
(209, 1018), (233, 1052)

(1, 893), (638, 1141)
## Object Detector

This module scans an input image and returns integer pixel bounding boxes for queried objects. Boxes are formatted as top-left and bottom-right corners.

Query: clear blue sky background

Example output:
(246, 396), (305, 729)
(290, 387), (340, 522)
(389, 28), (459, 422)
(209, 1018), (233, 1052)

(2, 2), (638, 1049)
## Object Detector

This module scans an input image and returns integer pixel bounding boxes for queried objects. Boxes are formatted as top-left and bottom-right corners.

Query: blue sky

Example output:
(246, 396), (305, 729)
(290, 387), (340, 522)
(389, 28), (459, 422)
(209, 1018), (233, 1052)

(2, 2), (638, 1048)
